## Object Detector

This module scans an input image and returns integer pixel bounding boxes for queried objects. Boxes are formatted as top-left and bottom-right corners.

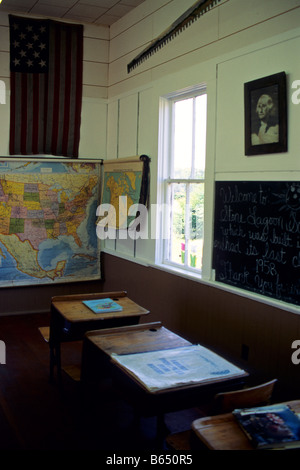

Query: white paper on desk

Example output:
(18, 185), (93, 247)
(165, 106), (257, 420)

(111, 345), (245, 393)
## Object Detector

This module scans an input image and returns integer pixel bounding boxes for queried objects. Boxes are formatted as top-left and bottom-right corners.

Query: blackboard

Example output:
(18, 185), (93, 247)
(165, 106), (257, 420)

(213, 181), (300, 306)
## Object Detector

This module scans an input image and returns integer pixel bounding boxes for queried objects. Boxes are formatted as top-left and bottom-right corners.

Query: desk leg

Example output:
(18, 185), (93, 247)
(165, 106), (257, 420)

(49, 341), (62, 385)
(157, 413), (168, 446)
(49, 307), (63, 385)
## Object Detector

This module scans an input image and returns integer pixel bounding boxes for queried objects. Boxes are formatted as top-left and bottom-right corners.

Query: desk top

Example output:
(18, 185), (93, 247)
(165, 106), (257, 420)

(192, 400), (300, 450)
(51, 291), (149, 323)
(84, 322), (248, 395)
(84, 322), (191, 355)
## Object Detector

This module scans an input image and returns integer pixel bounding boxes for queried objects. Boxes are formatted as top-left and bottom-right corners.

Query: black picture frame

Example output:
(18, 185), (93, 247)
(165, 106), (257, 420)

(244, 72), (287, 156)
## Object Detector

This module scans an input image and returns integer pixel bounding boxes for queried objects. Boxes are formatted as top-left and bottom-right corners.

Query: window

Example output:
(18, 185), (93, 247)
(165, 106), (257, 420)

(157, 85), (207, 275)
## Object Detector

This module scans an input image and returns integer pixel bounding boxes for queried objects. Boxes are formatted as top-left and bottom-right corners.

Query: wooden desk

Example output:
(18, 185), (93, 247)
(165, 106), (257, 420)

(81, 322), (248, 439)
(81, 321), (192, 386)
(192, 400), (300, 450)
(49, 290), (149, 382)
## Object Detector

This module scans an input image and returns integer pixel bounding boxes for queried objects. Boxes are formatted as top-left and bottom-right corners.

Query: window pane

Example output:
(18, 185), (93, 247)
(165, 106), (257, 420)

(168, 183), (204, 270)
(169, 183), (186, 265)
(194, 94), (207, 176)
(173, 98), (193, 179)
(187, 183), (204, 269)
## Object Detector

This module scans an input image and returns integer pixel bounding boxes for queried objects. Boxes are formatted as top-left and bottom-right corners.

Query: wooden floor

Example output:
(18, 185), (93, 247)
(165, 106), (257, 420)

(0, 313), (202, 451)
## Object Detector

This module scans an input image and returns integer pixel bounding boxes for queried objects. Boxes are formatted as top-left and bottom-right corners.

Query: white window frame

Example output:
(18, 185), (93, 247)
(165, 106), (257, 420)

(156, 84), (207, 277)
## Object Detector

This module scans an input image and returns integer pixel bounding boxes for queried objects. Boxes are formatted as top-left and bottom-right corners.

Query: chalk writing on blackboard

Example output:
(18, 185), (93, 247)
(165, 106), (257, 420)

(213, 182), (300, 306)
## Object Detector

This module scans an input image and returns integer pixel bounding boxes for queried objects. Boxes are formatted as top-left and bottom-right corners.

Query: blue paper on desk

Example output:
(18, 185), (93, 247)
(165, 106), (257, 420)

(82, 298), (123, 314)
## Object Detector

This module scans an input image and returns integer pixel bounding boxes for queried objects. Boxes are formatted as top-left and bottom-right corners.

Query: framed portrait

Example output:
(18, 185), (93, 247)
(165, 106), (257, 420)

(244, 72), (287, 156)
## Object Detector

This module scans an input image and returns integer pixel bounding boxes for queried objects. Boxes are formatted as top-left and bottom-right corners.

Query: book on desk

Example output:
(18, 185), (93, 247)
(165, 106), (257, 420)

(82, 298), (123, 314)
(233, 403), (300, 449)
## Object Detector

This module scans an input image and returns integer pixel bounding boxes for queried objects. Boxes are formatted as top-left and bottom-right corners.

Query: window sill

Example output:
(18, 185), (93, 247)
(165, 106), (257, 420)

(151, 262), (204, 283)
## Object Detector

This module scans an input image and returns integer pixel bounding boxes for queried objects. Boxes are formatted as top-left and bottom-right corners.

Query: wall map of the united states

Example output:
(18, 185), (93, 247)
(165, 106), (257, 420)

(0, 160), (101, 286)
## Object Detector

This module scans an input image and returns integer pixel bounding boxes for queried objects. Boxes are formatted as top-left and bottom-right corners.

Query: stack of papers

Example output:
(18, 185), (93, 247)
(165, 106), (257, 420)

(111, 344), (245, 393)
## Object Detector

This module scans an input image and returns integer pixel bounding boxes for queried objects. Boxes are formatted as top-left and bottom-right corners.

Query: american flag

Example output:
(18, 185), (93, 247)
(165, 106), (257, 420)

(9, 15), (83, 157)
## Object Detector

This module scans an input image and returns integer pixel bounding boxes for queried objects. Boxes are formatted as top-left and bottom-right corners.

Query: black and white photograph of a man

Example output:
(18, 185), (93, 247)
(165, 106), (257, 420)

(244, 72), (287, 155)
(251, 86), (279, 146)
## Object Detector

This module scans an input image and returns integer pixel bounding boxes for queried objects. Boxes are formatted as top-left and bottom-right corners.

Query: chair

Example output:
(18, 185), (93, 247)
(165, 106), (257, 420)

(165, 379), (277, 450)
(213, 378), (277, 413)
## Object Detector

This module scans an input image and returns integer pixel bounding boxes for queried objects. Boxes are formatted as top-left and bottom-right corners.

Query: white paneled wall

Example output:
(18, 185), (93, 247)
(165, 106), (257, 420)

(216, 32), (300, 178)
(79, 98), (107, 159)
(118, 94), (139, 157)
(108, 0), (198, 96)
(108, 0), (300, 97)
(77, 22), (109, 159)
(105, 85), (156, 261)
(0, 13), (12, 156)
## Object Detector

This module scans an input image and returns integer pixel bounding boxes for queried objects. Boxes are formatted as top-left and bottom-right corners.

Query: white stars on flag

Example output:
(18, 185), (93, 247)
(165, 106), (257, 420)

(10, 17), (49, 73)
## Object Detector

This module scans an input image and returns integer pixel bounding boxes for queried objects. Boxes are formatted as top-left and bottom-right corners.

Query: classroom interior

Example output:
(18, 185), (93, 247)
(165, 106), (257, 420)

(1, 0), (300, 451)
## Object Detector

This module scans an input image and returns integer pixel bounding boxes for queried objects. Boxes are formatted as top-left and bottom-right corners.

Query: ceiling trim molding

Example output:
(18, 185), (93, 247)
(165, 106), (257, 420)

(127, 0), (222, 73)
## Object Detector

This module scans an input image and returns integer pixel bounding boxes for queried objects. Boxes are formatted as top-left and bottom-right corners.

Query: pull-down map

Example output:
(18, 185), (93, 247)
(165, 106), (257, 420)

(0, 161), (101, 286)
